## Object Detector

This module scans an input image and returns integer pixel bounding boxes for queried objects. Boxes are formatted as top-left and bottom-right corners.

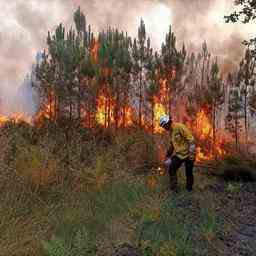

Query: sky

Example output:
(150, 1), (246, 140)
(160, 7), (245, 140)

(0, 0), (255, 114)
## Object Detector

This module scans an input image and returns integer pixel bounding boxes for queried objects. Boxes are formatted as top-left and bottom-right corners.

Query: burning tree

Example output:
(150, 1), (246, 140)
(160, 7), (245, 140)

(161, 26), (186, 117)
(21, 6), (255, 160)
(185, 43), (226, 160)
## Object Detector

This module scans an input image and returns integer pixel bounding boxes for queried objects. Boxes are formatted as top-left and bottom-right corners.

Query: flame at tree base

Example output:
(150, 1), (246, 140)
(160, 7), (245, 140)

(0, 113), (32, 126)
(194, 108), (226, 162)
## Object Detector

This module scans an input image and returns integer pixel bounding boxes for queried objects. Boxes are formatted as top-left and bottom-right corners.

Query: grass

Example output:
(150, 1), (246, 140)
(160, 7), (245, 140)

(41, 179), (149, 255)
(2, 126), (253, 255)
(0, 167), (225, 256)
(0, 161), (243, 256)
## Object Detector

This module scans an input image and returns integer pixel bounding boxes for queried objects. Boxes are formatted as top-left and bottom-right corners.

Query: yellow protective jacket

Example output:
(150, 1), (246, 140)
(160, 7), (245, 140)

(170, 122), (195, 160)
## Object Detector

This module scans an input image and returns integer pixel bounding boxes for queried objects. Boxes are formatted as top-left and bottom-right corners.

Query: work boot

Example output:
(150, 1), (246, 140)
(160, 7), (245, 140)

(170, 187), (178, 194)
(186, 185), (193, 192)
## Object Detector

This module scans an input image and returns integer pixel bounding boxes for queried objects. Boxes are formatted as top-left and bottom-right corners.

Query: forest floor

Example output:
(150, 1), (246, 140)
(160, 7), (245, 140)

(1, 165), (256, 256)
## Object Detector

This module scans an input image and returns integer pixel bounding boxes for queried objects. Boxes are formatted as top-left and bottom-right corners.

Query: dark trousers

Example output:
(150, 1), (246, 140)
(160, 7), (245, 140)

(168, 155), (194, 191)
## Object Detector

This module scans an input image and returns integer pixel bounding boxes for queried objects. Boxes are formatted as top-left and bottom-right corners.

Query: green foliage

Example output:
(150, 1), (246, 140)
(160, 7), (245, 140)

(226, 183), (242, 193)
(43, 228), (97, 256)
(43, 238), (71, 256)
(225, 1), (256, 24)
(47, 180), (147, 255)
(139, 195), (193, 256)
(200, 209), (217, 237)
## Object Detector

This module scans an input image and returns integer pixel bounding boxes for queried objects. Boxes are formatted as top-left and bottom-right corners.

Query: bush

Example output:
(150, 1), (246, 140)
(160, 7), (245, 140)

(15, 144), (58, 190)
(42, 228), (97, 256)
(217, 156), (256, 182)
(115, 129), (158, 173)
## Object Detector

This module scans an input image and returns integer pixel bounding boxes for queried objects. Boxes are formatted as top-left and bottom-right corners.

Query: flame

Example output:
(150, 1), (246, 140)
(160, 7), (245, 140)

(196, 109), (213, 139)
(152, 78), (168, 133)
(195, 108), (226, 161)
(123, 106), (133, 127)
(33, 91), (56, 126)
(153, 103), (166, 133)
(96, 89), (133, 128)
(0, 113), (31, 126)
(96, 89), (114, 127)
(91, 40), (100, 64)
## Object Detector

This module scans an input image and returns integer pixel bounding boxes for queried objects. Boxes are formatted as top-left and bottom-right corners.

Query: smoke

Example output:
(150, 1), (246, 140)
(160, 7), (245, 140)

(0, 0), (254, 115)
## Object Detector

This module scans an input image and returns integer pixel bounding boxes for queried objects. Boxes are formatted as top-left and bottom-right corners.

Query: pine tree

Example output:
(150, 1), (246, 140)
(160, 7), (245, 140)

(225, 74), (243, 152)
(207, 59), (225, 155)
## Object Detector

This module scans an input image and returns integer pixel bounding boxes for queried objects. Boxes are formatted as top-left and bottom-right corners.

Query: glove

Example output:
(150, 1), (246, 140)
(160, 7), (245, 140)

(188, 143), (196, 161)
(164, 157), (172, 168)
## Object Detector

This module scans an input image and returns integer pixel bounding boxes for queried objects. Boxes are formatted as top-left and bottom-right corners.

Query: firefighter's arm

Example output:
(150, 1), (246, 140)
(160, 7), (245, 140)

(180, 125), (196, 159)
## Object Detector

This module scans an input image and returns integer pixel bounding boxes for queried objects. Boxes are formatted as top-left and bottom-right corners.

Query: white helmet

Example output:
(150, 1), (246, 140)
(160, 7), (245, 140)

(159, 115), (171, 127)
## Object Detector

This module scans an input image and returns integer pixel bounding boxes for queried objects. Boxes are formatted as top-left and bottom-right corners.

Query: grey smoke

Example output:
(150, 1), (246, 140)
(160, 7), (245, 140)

(0, 0), (254, 116)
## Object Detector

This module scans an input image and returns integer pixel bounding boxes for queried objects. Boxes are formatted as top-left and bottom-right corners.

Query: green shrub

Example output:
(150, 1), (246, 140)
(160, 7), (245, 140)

(218, 163), (256, 182)
(139, 196), (193, 256)
(43, 228), (97, 256)
(200, 209), (218, 241)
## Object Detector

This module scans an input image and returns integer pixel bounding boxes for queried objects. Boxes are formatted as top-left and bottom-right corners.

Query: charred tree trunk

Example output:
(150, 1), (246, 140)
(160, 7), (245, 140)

(77, 80), (81, 122)
(69, 96), (72, 122)
(115, 86), (120, 130)
(151, 100), (154, 134)
(49, 92), (53, 120)
(139, 69), (143, 127)
(212, 102), (216, 158)
(168, 81), (172, 117)
(104, 95), (107, 129)
(122, 90), (126, 128)
(235, 113), (239, 152)
(107, 96), (111, 128)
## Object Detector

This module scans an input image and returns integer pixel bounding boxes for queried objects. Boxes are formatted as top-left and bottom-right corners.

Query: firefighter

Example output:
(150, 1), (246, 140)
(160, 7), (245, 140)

(159, 115), (196, 192)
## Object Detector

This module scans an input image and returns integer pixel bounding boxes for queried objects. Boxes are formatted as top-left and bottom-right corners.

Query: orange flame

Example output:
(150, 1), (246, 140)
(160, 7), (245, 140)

(0, 113), (32, 126)
(96, 89), (114, 127)
(153, 103), (166, 133)
(196, 109), (213, 140)
(195, 108), (226, 161)
(91, 40), (100, 64)
(96, 89), (133, 128)
(152, 78), (168, 133)
(33, 91), (56, 126)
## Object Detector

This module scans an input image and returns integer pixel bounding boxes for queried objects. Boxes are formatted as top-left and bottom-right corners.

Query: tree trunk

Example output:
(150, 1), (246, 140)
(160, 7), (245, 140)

(139, 68), (142, 127)
(77, 80), (81, 122)
(49, 92), (53, 120)
(235, 113), (239, 152)
(244, 82), (248, 151)
(69, 95), (72, 122)
(115, 86), (120, 130)
(151, 100), (154, 134)
(212, 102), (216, 158)
(168, 80), (172, 117)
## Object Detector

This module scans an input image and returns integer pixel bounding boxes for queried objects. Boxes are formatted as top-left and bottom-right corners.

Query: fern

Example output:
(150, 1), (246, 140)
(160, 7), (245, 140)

(71, 227), (97, 256)
(43, 228), (97, 256)
(42, 238), (71, 256)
